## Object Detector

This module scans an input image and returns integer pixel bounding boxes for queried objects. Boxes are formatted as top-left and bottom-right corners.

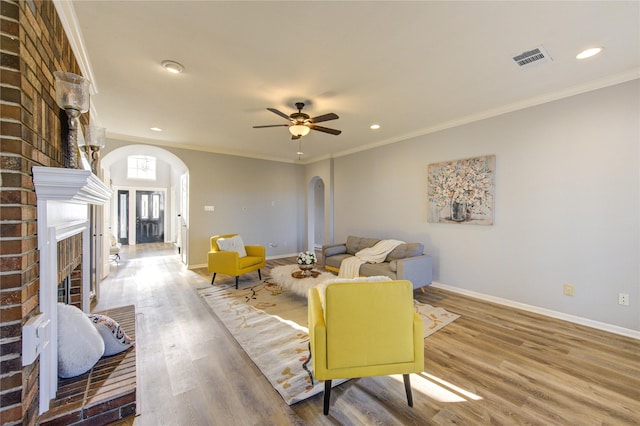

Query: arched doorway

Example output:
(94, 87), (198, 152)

(101, 144), (190, 268)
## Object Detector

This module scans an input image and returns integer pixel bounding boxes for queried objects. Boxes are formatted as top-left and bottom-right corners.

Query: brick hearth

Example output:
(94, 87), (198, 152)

(38, 305), (137, 426)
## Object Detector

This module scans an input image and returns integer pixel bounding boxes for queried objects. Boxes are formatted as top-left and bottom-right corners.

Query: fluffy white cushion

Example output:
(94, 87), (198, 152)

(88, 314), (134, 356)
(57, 303), (105, 378)
(217, 235), (247, 257)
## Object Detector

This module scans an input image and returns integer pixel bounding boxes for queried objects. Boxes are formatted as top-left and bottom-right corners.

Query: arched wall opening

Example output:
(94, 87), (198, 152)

(101, 144), (190, 266)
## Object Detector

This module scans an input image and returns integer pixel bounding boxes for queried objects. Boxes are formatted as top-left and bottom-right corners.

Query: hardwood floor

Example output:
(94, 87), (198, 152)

(96, 243), (639, 425)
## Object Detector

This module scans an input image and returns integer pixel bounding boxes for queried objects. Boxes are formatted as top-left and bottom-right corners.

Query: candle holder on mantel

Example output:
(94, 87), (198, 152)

(83, 125), (106, 175)
(54, 71), (90, 169)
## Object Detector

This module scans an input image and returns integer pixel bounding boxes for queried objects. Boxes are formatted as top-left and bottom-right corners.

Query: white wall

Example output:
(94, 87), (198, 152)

(183, 150), (306, 265)
(331, 80), (639, 330)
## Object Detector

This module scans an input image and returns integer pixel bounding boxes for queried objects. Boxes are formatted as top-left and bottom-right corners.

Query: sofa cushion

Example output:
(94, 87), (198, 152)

(360, 262), (397, 279)
(385, 243), (424, 261)
(346, 236), (380, 255)
(324, 253), (351, 270)
(239, 255), (262, 268)
(324, 245), (347, 257)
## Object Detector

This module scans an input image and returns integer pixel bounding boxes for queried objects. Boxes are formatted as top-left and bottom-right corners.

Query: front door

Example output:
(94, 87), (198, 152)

(136, 191), (164, 243)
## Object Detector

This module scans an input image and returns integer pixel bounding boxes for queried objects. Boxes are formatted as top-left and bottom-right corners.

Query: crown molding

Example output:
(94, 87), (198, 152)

(332, 70), (640, 160)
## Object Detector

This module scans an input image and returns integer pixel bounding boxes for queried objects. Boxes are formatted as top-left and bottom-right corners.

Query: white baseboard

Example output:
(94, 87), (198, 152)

(430, 282), (640, 340)
(267, 253), (299, 260)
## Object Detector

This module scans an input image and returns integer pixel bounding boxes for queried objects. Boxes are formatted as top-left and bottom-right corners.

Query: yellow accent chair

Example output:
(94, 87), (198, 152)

(308, 279), (424, 415)
(208, 234), (266, 289)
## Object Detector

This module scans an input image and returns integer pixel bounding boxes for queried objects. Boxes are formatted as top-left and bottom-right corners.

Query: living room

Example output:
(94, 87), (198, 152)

(1, 1), (638, 425)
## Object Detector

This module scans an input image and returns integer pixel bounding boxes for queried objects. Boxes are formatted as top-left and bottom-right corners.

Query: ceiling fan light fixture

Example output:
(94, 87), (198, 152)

(289, 124), (310, 137)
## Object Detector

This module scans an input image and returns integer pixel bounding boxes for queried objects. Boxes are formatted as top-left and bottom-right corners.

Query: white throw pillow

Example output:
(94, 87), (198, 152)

(88, 314), (134, 356)
(57, 303), (105, 378)
(217, 235), (247, 257)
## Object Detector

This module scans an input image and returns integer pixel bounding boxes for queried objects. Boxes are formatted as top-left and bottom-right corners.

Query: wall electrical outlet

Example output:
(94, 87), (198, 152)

(204, 205), (215, 212)
(618, 293), (630, 306)
(563, 284), (574, 296)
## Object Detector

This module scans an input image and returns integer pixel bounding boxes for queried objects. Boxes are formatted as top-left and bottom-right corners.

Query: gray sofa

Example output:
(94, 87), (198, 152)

(321, 236), (433, 289)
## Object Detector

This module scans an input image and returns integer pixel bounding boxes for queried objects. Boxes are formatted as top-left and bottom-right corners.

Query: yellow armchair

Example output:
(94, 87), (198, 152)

(208, 234), (266, 289)
(308, 279), (424, 415)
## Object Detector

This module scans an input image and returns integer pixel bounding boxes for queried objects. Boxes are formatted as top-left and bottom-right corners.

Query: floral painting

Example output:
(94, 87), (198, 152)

(428, 155), (495, 225)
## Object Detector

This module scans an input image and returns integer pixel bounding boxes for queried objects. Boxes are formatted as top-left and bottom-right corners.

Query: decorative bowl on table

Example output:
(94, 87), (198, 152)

(297, 251), (317, 276)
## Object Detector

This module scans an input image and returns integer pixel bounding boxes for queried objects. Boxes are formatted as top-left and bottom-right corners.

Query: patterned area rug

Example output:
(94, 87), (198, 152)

(197, 277), (459, 405)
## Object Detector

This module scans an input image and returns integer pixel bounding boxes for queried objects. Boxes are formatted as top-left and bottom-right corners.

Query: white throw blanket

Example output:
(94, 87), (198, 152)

(338, 239), (405, 278)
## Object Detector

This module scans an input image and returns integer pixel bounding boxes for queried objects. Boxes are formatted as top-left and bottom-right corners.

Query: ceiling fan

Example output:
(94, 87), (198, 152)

(253, 102), (342, 139)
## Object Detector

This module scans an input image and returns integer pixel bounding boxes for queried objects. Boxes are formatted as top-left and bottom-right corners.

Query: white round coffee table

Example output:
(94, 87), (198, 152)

(269, 265), (336, 298)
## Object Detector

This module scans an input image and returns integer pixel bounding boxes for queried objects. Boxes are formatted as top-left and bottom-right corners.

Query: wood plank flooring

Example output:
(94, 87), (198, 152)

(95, 243), (639, 425)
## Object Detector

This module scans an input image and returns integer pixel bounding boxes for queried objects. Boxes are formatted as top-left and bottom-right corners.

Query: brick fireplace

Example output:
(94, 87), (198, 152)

(31, 166), (111, 414)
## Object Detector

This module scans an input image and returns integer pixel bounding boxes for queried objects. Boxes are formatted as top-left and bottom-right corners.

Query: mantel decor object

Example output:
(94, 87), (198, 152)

(83, 125), (106, 174)
(54, 71), (90, 169)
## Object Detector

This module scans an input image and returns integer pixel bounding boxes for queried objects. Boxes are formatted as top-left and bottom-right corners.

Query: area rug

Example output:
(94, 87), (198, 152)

(197, 280), (459, 405)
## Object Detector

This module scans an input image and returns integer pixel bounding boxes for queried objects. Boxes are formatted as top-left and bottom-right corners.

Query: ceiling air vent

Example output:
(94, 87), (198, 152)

(512, 45), (553, 68)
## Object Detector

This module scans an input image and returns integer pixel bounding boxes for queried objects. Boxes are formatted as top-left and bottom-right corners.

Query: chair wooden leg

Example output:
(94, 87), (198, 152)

(211, 273), (216, 285)
(258, 269), (262, 280)
(235, 276), (239, 289)
(403, 374), (413, 407)
(323, 380), (332, 415)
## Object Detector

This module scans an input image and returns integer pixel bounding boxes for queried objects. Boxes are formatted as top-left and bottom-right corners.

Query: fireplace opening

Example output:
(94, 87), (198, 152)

(57, 276), (70, 305)
(57, 236), (83, 309)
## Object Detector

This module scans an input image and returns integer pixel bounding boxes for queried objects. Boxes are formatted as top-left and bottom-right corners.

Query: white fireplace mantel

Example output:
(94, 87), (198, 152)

(32, 166), (111, 204)
(31, 166), (112, 414)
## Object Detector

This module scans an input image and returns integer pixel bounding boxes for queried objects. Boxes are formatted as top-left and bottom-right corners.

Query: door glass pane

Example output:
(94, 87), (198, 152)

(152, 194), (160, 219)
(119, 194), (127, 238)
(141, 194), (149, 219)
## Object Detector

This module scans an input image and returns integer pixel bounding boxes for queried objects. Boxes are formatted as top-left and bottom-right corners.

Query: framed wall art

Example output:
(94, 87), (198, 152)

(428, 155), (495, 225)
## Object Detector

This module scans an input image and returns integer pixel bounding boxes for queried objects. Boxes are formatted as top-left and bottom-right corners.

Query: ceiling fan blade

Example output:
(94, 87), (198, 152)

(310, 124), (342, 135)
(267, 108), (292, 121)
(253, 124), (290, 128)
(311, 112), (339, 123)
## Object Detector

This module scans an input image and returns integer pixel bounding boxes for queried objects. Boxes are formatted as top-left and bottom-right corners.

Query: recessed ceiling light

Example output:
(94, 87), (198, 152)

(370, 124), (380, 130)
(576, 47), (603, 60)
(161, 60), (184, 74)
(150, 127), (163, 132)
